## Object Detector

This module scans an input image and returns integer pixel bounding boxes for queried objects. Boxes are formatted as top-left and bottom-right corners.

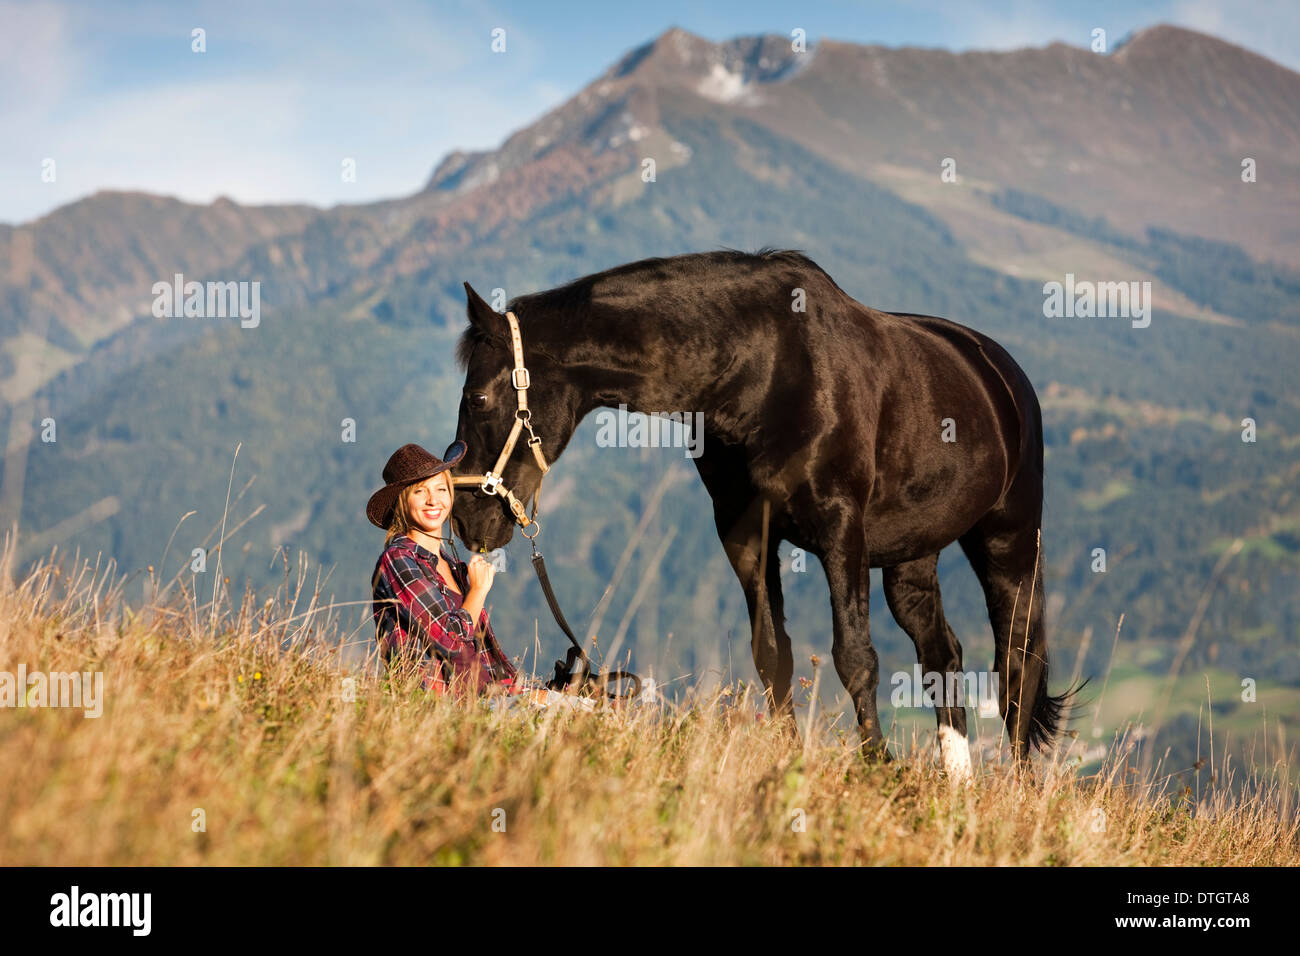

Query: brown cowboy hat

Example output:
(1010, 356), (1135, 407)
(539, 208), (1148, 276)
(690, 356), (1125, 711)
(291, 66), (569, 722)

(366, 440), (467, 529)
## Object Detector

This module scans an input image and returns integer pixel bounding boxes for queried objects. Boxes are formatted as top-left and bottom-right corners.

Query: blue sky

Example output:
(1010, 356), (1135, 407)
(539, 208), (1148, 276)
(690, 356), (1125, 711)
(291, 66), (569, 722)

(3, 0), (1296, 225)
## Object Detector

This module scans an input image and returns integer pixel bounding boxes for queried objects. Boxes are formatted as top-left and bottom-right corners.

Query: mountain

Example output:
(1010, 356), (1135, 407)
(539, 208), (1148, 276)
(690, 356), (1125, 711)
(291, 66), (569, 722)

(3, 24), (1299, 773)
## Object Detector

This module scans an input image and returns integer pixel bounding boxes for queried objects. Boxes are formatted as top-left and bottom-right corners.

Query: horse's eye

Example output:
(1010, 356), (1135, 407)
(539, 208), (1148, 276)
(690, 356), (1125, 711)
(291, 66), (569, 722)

(468, 392), (488, 410)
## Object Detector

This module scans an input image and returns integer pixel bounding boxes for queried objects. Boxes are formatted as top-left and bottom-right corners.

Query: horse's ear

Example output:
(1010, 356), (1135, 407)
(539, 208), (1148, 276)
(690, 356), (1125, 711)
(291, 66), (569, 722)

(463, 282), (499, 333)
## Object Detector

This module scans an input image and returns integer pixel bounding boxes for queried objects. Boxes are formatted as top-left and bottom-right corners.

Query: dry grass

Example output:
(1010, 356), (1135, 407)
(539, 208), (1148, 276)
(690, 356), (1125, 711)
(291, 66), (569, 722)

(1, 537), (1296, 867)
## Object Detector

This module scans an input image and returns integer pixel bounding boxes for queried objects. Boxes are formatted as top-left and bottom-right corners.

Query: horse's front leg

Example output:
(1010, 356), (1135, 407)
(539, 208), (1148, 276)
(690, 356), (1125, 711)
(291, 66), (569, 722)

(715, 495), (796, 730)
(823, 515), (889, 760)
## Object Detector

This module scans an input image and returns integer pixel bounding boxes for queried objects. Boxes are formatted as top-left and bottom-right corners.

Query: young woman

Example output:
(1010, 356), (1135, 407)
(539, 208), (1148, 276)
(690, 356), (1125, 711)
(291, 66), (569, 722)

(367, 441), (599, 711)
(367, 441), (520, 698)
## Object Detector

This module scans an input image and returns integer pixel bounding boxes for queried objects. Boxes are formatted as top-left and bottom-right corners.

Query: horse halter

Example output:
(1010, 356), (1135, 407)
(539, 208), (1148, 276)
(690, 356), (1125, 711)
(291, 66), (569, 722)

(451, 310), (550, 541)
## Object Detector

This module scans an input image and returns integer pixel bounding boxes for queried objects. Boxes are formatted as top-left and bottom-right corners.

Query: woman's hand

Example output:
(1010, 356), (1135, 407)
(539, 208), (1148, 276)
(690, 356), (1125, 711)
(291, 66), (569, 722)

(457, 555), (494, 639)
(466, 553), (496, 595)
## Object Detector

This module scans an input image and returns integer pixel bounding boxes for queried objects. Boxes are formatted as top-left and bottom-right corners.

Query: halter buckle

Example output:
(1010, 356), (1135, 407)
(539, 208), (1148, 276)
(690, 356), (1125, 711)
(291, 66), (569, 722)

(480, 472), (502, 496)
(511, 367), (531, 390)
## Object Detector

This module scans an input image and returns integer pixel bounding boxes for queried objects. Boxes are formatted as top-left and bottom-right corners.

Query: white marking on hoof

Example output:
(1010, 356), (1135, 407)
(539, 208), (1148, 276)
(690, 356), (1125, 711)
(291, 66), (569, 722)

(938, 725), (973, 786)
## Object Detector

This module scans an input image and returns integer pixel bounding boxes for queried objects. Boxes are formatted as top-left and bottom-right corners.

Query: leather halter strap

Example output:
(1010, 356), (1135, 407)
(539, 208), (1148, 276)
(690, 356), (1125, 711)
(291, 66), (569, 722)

(451, 311), (550, 536)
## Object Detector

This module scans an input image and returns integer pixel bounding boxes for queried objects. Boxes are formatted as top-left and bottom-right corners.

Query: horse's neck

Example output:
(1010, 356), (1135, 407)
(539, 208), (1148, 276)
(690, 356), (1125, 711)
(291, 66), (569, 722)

(558, 304), (748, 445)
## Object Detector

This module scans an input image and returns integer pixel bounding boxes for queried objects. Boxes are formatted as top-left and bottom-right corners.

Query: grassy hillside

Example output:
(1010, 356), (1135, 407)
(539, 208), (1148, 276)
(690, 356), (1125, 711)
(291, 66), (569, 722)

(1, 544), (1295, 866)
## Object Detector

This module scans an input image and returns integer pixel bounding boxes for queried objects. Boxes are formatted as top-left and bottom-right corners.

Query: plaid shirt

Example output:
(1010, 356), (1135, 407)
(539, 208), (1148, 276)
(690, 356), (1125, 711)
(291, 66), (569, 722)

(371, 535), (518, 697)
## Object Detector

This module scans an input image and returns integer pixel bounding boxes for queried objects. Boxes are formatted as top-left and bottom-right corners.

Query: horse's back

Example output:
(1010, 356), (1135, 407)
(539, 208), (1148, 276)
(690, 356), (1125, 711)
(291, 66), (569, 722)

(879, 310), (1031, 390)
(875, 309), (1038, 447)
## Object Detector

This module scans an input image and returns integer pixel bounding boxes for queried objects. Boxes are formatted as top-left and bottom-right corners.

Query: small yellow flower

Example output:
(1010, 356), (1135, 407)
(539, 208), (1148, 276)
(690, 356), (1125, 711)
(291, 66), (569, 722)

(254, 671), (262, 680)
(237, 675), (244, 683)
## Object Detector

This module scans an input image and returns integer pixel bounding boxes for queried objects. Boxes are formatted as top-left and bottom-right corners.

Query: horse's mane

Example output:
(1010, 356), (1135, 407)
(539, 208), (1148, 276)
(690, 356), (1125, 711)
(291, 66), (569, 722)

(454, 247), (827, 370)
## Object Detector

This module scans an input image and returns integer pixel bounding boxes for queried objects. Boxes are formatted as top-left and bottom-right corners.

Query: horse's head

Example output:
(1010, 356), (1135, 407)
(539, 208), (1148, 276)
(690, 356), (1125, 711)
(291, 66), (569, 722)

(450, 282), (584, 553)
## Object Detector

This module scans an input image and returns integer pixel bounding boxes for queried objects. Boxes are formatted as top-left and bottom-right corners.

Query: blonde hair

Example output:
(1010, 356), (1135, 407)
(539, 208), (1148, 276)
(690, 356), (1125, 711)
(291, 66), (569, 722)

(384, 470), (455, 546)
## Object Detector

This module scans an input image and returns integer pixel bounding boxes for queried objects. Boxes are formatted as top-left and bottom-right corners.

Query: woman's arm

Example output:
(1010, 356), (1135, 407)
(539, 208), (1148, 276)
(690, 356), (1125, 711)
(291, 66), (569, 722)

(459, 587), (488, 635)
(454, 556), (519, 689)
(381, 550), (484, 670)
(456, 554), (496, 640)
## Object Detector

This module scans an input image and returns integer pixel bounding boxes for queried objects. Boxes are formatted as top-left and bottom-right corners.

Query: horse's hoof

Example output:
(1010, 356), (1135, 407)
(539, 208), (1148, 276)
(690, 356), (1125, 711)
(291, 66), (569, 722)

(859, 741), (893, 763)
(939, 725), (973, 786)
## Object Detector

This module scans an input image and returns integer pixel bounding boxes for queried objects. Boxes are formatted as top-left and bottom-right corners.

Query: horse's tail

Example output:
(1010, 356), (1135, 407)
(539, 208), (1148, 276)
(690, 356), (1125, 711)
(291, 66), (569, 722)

(1027, 666), (1090, 754)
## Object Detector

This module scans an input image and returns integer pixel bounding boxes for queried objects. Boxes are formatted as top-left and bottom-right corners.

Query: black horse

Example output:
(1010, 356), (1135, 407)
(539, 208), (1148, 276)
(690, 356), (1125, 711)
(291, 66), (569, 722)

(451, 249), (1077, 775)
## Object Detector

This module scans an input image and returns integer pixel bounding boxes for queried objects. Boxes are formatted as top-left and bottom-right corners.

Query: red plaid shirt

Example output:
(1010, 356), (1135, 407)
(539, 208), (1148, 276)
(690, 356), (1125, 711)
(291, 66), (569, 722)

(371, 535), (518, 697)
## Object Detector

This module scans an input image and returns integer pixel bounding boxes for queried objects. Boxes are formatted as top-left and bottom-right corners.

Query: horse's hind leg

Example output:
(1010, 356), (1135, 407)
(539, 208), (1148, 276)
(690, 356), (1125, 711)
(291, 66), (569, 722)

(959, 517), (1057, 762)
(883, 555), (971, 783)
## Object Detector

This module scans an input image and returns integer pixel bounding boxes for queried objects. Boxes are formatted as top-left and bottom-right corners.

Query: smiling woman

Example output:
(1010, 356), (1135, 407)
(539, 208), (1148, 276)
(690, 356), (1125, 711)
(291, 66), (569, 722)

(366, 441), (520, 698)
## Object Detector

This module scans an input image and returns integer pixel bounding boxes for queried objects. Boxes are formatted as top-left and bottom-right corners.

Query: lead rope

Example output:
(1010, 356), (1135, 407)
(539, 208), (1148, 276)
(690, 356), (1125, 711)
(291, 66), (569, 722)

(522, 475), (641, 700)
(531, 540), (641, 701)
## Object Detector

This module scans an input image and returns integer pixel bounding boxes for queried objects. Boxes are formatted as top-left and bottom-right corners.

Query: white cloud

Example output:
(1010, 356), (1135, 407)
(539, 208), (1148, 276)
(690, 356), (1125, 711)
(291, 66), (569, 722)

(0, 0), (82, 115)
(0, 0), (571, 223)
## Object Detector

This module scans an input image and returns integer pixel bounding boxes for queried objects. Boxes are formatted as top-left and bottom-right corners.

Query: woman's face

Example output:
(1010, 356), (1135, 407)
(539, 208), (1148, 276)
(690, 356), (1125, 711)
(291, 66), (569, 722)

(404, 472), (453, 538)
